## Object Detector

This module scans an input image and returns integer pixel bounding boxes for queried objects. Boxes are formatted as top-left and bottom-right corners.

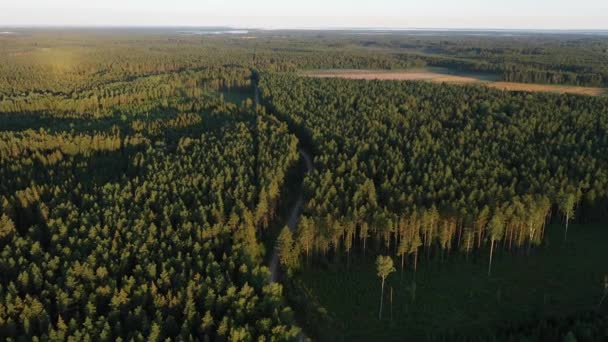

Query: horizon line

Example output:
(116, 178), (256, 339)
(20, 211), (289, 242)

(2, 25), (608, 32)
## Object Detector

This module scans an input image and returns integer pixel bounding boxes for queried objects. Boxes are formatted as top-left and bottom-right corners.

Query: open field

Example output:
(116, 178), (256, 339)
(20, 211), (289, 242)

(304, 69), (608, 96)
(489, 82), (607, 96)
(298, 224), (608, 341)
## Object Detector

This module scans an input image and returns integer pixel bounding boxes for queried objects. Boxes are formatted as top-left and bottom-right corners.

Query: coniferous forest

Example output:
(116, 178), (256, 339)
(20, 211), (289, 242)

(0, 29), (607, 341)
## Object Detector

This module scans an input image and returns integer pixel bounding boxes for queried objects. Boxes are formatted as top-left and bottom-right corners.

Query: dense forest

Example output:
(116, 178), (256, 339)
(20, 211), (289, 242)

(0, 59), (303, 340)
(261, 74), (608, 271)
(259, 73), (608, 340)
(0, 29), (607, 341)
(2, 29), (608, 98)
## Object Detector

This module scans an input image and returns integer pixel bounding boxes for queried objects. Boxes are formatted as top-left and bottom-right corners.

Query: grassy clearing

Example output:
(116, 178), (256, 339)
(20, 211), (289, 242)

(298, 224), (608, 341)
(303, 68), (608, 96)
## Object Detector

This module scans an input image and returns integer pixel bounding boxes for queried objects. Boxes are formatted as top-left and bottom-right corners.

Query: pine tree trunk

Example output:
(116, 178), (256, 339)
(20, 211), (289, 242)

(390, 286), (393, 322)
(457, 224), (463, 248)
(394, 234), (398, 255)
(347, 248), (350, 270)
(400, 253), (405, 281)
(564, 213), (569, 241)
(423, 230), (427, 250)
(379, 278), (385, 320)
(488, 239), (494, 276)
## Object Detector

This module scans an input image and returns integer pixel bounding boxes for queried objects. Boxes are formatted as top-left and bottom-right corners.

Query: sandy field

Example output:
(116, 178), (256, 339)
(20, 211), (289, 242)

(304, 69), (607, 96)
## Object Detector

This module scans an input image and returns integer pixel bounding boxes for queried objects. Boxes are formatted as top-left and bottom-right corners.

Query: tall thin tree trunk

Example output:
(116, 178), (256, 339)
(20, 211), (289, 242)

(390, 286), (393, 322)
(488, 239), (494, 276)
(423, 230), (427, 250)
(401, 253), (405, 274)
(347, 248), (350, 270)
(564, 213), (569, 241)
(394, 232), (398, 255)
(527, 223), (534, 256)
(540, 221), (546, 242)
(379, 278), (385, 320)
(457, 223), (463, 248)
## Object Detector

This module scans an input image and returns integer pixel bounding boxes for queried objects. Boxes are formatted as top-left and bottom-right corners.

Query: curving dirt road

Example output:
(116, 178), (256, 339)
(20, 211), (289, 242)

(254, 79), (313, 340)
(269, 149), (313, 283)
(268, 149), (312, 342)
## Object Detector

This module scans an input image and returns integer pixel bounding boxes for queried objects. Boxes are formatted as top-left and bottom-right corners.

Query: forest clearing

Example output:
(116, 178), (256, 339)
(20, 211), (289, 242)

(298, 223), (608, 341)
(304, 69), (608, 96)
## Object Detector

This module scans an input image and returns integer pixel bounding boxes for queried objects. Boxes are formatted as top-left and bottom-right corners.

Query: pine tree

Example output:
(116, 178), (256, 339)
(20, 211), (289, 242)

(558, 193), (576, 241)
(488, 212), (505, 276)
(376, 255), (396, 320)
(277, 226), (299, 273)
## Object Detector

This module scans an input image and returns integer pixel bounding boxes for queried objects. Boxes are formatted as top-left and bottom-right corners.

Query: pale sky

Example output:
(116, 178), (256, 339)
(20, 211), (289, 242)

(1, 0), (607, 29)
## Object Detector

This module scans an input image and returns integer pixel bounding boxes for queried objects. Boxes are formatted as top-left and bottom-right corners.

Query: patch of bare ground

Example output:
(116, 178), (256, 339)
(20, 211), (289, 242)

(488, 82), (606, 96)
(304, 69), (607, 96)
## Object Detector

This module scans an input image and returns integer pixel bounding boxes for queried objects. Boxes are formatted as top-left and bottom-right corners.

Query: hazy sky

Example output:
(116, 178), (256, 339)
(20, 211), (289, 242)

(1, 0), (607, 29)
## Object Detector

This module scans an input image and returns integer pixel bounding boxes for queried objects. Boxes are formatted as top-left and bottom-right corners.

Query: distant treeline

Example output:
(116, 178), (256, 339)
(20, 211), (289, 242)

(2, 30), (607, 99)
(425, 56), (608, 87)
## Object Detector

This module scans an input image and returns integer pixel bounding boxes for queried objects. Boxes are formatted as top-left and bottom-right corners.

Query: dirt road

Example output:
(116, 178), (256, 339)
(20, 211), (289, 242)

(269, 150), (313, 283)
(266, 149), (312, 342)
